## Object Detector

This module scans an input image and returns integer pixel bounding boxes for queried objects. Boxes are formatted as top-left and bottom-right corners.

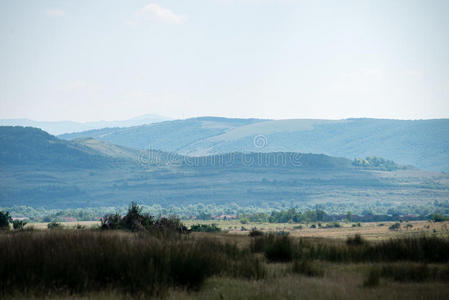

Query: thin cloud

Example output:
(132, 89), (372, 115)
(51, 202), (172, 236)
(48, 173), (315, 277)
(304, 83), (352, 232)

(45, 9), (65, 17)
(132, 3), (185, 24)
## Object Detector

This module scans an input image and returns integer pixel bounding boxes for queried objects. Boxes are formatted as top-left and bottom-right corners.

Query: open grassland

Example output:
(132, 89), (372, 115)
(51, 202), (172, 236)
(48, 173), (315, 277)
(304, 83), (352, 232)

(184, 220), (449, 240)
(25, 220), (449, 240)
(1, 228), (449, 299)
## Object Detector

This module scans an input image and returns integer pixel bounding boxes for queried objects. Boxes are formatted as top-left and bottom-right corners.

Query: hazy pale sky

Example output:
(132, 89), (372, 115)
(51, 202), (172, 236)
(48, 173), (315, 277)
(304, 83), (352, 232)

(1, 0), (449, 121)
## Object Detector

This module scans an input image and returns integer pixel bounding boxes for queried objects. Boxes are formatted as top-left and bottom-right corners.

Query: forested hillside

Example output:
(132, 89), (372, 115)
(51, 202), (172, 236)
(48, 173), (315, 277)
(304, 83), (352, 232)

(1, 126), (448, 214)
(60, 117), (449, 171)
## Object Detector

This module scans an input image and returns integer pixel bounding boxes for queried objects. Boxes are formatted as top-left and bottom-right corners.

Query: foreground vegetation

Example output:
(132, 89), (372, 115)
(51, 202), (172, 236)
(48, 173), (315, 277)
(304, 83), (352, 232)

(0, 231), (449, 298)
(1, 204), (449, 299)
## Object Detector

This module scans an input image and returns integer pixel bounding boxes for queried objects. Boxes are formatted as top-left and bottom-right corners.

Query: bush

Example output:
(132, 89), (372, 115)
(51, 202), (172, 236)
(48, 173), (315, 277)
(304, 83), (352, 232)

(47, 221), (61, 229)
(0, 211), (12, 230)
(190, 224), (221, 233)
(264, 235), (293, 262)
(101, 213), (122, 230)
(250, 236), (268, 253)
(101, 203), (187, 234)
(389, 222), (400, 231)
(12, 220), (27, 230)
(430, 214), (449, 222)
(75, 224), (86, 230)
(346, 234), (365, 246)
(249, 228), (264, 237)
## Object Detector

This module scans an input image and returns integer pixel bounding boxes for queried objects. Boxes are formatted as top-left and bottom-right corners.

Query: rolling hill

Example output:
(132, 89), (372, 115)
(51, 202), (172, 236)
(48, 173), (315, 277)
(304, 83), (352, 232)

(1, 126), (449, 212)
(60, 117), (449, 172)
(0, 126), (120, 168)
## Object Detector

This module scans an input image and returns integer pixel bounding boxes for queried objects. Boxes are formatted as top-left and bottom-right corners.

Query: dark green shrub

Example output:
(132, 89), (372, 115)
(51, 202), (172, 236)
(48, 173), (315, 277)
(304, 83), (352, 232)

(389, 222), (400, 230)
(264, 235), (293, 262)
(75, 224), (86, 230)
(101, 213), (122, 230)
(250, 236), (268, 253)
(12, 220), (27, 230)
(249, 228), (264, 237)
(430, 214), (449, 222)
(190, 224), (221, 233)
(47, 221), (61, 229)
(101, 203), (187, 234)
(0, 211), (12, 230)
(346, 234), (366, 246)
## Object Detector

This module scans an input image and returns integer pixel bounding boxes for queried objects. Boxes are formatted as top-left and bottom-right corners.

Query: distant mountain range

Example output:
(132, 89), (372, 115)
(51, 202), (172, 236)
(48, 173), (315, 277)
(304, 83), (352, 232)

(0, 114), (171, 135)
(1, 126), (448, 210)
(60, 117), (449, 172)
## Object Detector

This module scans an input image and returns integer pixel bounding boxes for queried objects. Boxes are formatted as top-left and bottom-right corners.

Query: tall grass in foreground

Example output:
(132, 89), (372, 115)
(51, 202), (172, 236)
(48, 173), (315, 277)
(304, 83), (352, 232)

(364, 263), (449, 287)
(251, 233), (449, 263)
(0, 231), (264, 297)
(303, 235), (449, 262)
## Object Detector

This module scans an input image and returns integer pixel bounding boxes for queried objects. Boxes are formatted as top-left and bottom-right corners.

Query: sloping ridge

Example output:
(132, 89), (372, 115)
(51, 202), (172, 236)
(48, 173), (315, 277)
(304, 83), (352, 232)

(0, 126), (125, 168)
(59, 117), (449, 171)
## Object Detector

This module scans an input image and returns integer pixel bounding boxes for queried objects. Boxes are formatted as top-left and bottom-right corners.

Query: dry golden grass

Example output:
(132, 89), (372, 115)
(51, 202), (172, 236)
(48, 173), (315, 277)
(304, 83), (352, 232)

(25, 220), (100, 230)
(186, 219), (449, 240)
(26, 220), (449, 241)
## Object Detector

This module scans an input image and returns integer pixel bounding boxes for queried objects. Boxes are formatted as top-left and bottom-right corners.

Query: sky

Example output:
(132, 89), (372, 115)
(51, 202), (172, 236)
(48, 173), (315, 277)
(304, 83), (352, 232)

(1, 0), (449, 122)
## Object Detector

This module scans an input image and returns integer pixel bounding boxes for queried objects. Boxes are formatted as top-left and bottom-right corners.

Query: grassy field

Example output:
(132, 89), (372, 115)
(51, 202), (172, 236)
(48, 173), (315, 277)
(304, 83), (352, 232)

(184, 219), (449, 240)
(1, 221), (449, 299)
(26, 220), (449, 240)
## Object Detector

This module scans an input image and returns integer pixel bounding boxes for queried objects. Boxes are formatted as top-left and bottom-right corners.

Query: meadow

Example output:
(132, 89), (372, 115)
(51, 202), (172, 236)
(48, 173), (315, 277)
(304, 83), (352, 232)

(1, 219), (449, 299)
